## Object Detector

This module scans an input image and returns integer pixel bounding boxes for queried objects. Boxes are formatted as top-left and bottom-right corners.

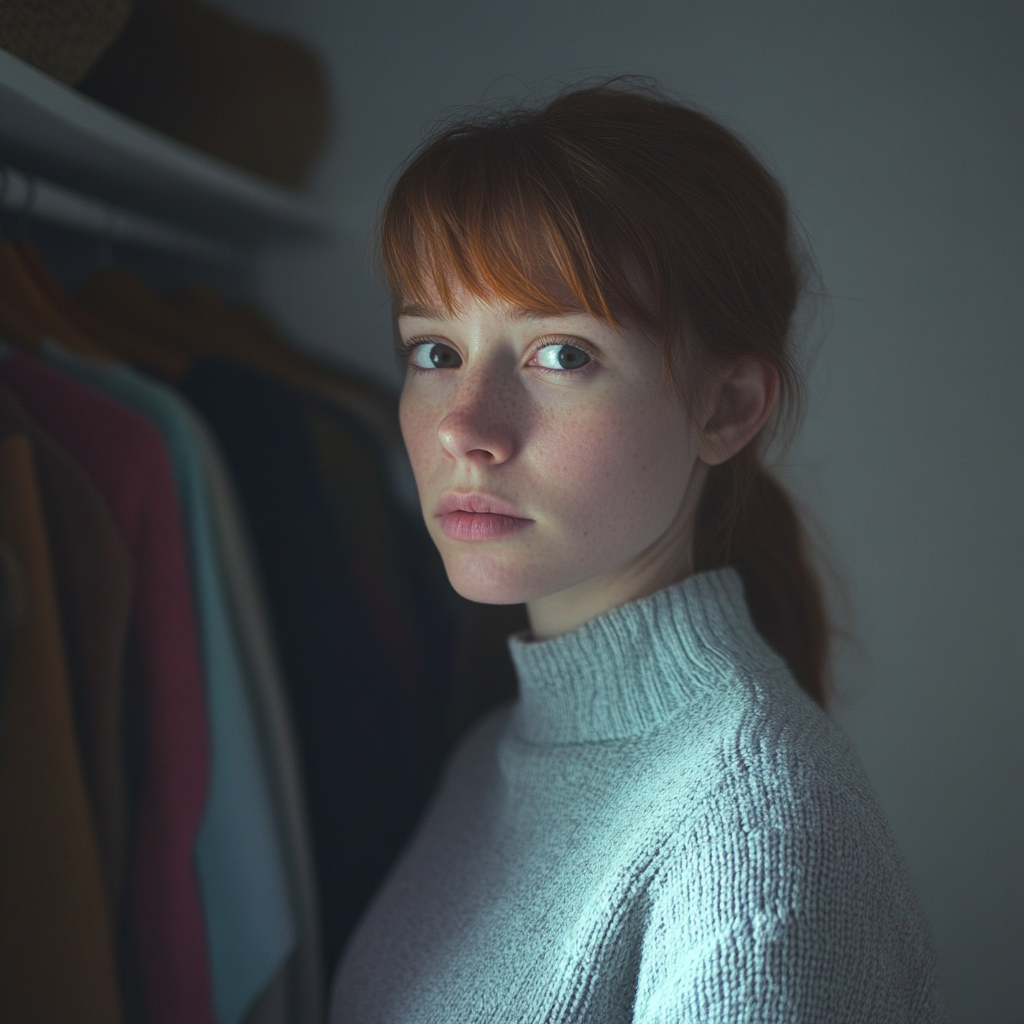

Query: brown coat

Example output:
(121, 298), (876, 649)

(0, 431), (122, 1023)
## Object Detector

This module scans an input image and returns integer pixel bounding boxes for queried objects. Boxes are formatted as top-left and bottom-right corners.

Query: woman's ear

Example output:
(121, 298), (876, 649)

(697, 357), (779, 466)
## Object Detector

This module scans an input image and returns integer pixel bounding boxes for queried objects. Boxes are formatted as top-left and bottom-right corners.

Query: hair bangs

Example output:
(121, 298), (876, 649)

(380, 127), (650, 326)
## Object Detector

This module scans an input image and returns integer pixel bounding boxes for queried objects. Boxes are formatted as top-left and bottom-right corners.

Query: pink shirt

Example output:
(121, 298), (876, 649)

(0, 350), (214, 1024)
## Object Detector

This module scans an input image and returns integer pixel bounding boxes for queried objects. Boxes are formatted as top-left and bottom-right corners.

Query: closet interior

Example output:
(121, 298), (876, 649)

(0, 9), (524, 1024)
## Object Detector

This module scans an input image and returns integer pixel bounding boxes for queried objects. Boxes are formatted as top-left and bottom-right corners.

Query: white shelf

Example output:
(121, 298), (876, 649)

(0, 47), (333, 247)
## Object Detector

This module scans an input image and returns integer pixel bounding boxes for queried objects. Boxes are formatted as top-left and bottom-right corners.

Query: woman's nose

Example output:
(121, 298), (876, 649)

(437, 374), (518, 465)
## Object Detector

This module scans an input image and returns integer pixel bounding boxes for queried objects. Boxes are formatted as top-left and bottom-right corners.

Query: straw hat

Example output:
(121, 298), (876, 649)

(0, 0), (133, 85)
(80, 0), (330, 190)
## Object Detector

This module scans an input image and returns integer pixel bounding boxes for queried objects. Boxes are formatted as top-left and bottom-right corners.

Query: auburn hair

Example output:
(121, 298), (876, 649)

(379, 79), (830, 705)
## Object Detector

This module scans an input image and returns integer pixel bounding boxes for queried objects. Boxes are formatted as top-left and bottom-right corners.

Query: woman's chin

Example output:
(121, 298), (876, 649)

(442, 552), (549, 606)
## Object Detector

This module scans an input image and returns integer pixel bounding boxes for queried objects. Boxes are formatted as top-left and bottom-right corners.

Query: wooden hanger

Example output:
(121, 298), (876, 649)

(172, 282), (403, 447)
(16, 245), (188, 382)
(82, 267), (402, 446)
(78, 267), (210, 359)
(174, 284), (291, 355)
(80, 268), (290, 373)
(0, 241), (110, 360)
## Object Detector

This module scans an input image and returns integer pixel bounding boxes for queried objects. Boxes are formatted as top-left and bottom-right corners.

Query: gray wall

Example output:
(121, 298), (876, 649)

(214, 2), (1023, 1019)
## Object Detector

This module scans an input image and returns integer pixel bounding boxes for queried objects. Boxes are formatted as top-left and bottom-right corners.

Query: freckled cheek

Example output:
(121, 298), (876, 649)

(533, 404), (681, 534)
(399, 392), (445, 488)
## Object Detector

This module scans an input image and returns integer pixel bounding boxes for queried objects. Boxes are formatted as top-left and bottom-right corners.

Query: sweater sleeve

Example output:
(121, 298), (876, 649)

(631, 783), (946, 1023)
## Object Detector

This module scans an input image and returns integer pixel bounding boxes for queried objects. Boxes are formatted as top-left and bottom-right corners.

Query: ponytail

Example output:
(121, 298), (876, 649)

(694, 450), (829, 705)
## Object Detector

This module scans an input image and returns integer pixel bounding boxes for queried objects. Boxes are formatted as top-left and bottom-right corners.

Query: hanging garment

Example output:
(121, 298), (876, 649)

(79, 268), (403, 449)
(242, 967), (290, 1024)
(0, 345), (215, 1024)
(0, 384), (134, 919)
(304, 408), (424, 698)
(196, 420), (324, 1024)
(309, 389), (517, 758)
(180, 357), (410, 979)
(0, 539), (18, 686)
(45, 343), (296, 1024)
(0, 430), (122, 1024)
(173, 283), (406, 452)
(303, 405), (449, 789)
(167, 280), (515, 754)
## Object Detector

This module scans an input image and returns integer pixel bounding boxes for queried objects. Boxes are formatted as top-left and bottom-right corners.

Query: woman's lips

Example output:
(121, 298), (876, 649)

(440, 511), (532, 541)
(436, 492), (533, 542)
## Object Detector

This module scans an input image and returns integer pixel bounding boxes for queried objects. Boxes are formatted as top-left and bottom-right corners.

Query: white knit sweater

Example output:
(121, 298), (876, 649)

(331, 568), (945, 1022)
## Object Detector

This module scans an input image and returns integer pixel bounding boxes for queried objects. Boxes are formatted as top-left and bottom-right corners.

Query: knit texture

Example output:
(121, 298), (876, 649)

(331, 568), (946, 1022)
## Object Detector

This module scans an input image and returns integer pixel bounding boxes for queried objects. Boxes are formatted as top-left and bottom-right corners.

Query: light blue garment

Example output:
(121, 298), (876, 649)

(332, 568), (947, 1023)
(193, 405), (322, 1024)
(46, 343), (295, 1024)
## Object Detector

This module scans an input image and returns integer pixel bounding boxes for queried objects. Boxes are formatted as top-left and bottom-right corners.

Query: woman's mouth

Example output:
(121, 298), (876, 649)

(436, 492), (533, 542)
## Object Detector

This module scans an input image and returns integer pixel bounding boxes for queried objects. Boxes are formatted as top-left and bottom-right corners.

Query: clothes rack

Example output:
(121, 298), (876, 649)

(1, 164), (236, 263)
(0, 39), (519, 1024)
(1, 42), (341, 1024)
(0, 47), (326, 246)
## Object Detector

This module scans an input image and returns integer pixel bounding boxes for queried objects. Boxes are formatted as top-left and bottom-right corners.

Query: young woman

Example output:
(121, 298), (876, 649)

(331, 81), (945, 1022)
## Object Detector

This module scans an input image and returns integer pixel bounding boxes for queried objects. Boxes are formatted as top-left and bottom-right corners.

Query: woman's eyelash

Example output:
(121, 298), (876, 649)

(395, 336), (430, 360)
(530, 338), (598, 369)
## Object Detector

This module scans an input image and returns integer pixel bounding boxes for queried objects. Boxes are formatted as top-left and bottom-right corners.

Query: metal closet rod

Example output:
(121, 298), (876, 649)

(0, 164), (238, 264)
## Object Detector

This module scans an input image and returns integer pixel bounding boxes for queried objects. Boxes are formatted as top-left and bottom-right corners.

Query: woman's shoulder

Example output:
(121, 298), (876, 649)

(655, 663), (879, 823)
(433, 701), (516, 792)
(621, 661), (915, 925)
(629, 669), (946, 1020)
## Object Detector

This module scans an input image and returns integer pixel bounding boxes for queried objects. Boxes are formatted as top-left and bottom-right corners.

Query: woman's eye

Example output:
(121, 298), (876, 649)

(535, 344), (591, 370)
(409, 342), (462, 369)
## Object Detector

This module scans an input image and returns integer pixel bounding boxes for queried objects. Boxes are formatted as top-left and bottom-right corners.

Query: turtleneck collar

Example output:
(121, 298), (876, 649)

(507, 567), (784, 745)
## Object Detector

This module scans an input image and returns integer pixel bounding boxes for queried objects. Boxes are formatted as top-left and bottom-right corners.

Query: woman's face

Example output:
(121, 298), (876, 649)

(397, 284), (707, 637)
